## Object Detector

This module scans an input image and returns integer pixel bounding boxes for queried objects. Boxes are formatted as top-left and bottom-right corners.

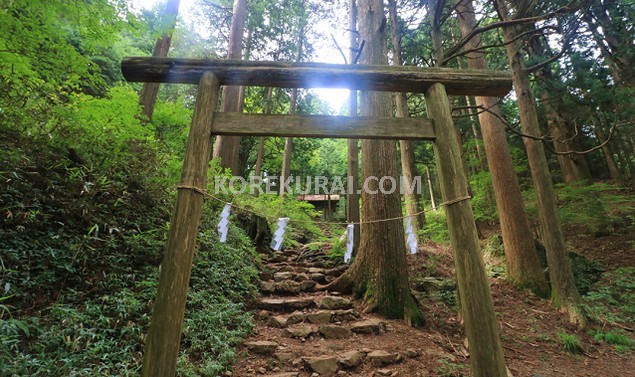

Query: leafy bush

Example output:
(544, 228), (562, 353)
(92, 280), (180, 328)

(469, 171), (497, 223)
(421, 209), (451, 244)
(0, 129), (258, 376)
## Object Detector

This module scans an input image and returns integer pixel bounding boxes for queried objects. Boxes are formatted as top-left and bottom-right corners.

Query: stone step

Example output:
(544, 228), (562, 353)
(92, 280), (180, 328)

(260, 279), (316, 295)
(265, 309), (362, 328)
(367, 350), (403, 366)
(244, 340), (278, 355)
(350, 318), (385, 335)
(255, 297), (315, 312)
(318, 324), (353, 339)
(284, 324), (318, 339)
(318, 295), (353, 310)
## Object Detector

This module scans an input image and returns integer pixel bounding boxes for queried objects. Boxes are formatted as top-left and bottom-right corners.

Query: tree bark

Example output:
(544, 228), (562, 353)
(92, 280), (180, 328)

(587, 0), (635, 88)
(388, 0), (425, 230)
(212, 0), (247, 174)
(324, 0), (424, 327)
(456, 0), (549, 296)
(138, 0), (181, 123)
(495, 0), (586, 327)
(526, 32), (591, 184)
(141, 72), (220, 377)
(254, 87), (274, 178)
(347, 0), (360, 254)
(594, 119), (624, 185)
(280, 19), (305, 196)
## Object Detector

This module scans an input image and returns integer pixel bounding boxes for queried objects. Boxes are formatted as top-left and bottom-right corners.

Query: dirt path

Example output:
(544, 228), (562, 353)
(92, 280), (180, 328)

(231, 248), (456, 376)
(231, 238), (635, 377)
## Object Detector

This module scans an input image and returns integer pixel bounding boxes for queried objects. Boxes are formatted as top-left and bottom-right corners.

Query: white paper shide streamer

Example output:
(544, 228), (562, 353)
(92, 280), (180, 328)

(217, 203), (232, 243)
(405, 216), (418, 254)
(270, 217), (290, 251)
(344, 223), (354, 263)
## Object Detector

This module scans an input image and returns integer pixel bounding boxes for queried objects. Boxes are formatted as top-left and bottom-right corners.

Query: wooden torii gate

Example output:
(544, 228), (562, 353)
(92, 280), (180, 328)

(122, 57), (512, 377)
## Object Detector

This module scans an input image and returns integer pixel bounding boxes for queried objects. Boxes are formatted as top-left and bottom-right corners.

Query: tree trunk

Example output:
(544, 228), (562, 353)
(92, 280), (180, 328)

(615, 133), (635, 181)
(347, 0), (360, 254)
(280, 10), (306, 196)
(526, 32), (591, 184)
(388, 0), (425, 230)
(456, 0), (549, 296)
(588, 0), (635, 88)
(141, 72), (220, 377)
(138, 0), (181, 123)
(594, 119), (624, 185)
(212, 0), (247, 174)
(495, 0), (586, 327)
(465, 95), (487, 172)
(324, 0), (424, 327)
(254, 87), (274, 179)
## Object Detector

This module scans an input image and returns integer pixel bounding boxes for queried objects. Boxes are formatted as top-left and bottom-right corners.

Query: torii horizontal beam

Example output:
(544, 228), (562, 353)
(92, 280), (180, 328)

(211, 113), (435, 140)
(122, 57), (512, 97)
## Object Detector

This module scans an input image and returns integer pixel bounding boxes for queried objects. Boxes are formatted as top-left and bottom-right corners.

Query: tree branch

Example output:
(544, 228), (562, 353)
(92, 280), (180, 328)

(445, 1), (586, 63)
(454, 101), (632, 155)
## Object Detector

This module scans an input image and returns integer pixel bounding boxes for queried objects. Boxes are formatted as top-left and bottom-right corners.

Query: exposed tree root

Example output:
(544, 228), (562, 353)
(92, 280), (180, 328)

(320, 266), (425, 327)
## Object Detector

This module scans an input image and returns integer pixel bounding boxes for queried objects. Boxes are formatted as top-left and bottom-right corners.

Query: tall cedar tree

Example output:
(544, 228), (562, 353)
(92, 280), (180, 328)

(280, 5), (305, 195)
(493, 0), (586, 327)
(324, 0), (425, 327)
(138, 0), (181, 123)
(347, 0), (361, 254)
(212, 0), (247, 174)
(455, 0), (549, 296)
(427, 2), (507, 375)
(387, 0), (426, 231)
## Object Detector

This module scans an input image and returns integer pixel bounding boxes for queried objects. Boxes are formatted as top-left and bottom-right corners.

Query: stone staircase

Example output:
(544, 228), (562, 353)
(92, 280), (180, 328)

(230, 247), (452, 377)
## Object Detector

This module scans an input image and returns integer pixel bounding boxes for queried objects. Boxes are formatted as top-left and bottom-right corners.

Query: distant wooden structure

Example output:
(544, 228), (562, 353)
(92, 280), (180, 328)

(297, 194), (340, 219)
(122, 57), (512, 377)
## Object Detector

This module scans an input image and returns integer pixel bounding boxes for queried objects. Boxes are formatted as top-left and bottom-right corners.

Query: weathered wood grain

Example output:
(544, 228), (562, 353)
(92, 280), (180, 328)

(425, 82), (507, 377)
(141, 72), (220, 377)
(122, 57), (512, 96)
(210, 113), (435, 140)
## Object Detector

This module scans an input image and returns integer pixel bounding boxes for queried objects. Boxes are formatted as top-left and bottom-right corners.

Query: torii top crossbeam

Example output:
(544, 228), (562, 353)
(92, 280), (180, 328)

(122, 57), (512, 97)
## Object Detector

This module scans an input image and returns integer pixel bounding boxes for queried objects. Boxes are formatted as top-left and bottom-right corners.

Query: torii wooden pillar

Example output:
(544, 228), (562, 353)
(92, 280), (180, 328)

(122, 57), (511, 377)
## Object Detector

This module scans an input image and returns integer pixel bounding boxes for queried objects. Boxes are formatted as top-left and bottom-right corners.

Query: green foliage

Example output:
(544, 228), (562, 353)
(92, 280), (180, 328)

(435, 357), (470, 377)
(524, 183), (635, 236)
(583, 267), (635, 326)
(591, 330), (635, 353)
(0, 130), (258, 375)
(421, 210), (451, 244)
(327, 236), (346, 261)
(558, 331), (583, 354)
(468, 171), (497, 223)
(232, 194), (323, 246)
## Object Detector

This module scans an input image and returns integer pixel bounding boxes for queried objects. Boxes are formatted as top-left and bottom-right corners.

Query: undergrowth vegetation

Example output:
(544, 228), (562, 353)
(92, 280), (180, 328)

(0, 129), (259, 376)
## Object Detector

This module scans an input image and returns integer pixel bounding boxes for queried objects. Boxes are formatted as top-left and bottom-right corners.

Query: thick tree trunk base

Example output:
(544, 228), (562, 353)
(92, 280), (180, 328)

(322, 265), (426, 327)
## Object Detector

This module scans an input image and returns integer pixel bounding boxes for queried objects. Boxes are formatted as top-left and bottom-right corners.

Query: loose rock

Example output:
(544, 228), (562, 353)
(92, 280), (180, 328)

(284, 325), (317, 338)
(318, 325), (352, 339)
(319, 296), (352, 310)
(367, 350), (401, 366)
(337, 350), (363, 368)
(306, 311), (332, 324)
(245, 341), (278, 355)
(350, 319), (384, 334)
(303, 356), (339, 376)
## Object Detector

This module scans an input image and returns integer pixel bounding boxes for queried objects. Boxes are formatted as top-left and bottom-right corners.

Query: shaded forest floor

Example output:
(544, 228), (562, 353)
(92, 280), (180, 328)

(233, 216), (635, 376)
